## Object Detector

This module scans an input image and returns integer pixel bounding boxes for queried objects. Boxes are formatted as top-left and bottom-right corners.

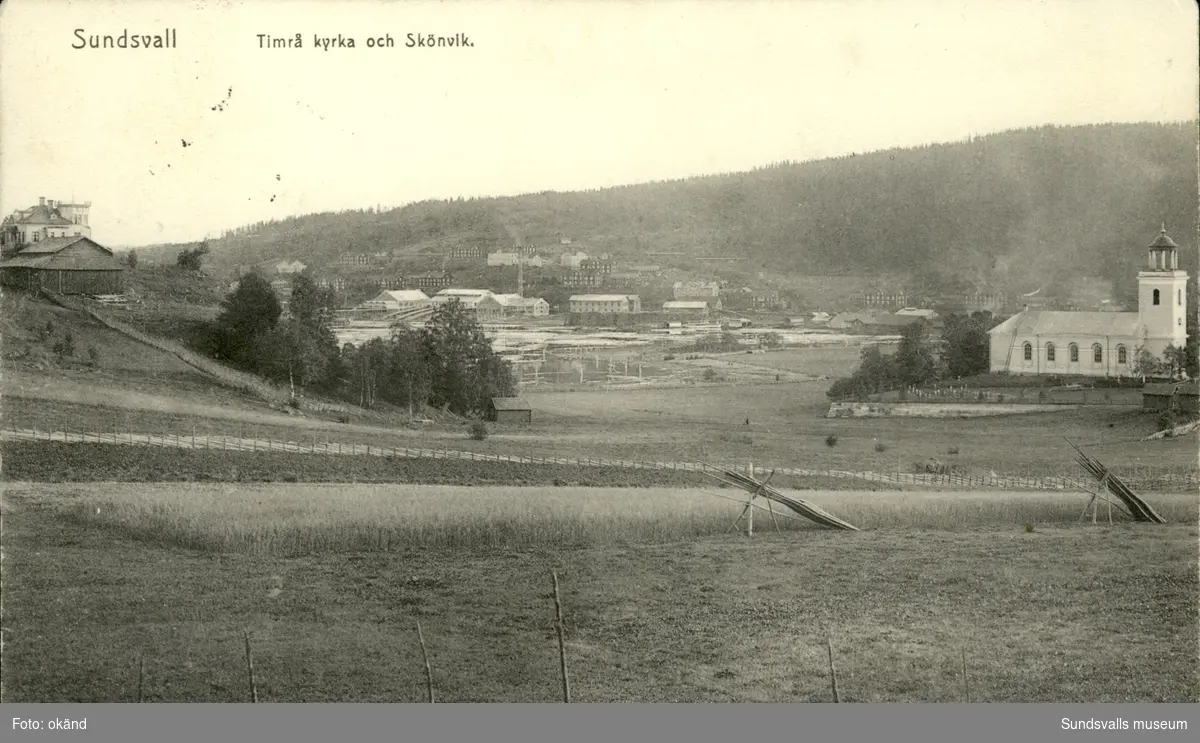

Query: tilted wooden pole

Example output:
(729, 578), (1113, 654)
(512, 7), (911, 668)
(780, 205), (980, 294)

(552, 570), (571, 703)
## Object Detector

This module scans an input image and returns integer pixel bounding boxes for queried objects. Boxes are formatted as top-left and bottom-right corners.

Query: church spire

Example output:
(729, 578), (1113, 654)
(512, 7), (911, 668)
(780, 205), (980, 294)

(1147, 226), (1179, 270)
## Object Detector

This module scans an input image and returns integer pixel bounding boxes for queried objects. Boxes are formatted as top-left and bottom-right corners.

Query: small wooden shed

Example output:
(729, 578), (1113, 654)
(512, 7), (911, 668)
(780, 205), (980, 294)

(1177, 380), (1199, 415)
(1141, 382), (1180, 412)
(487, 397), (532, 425)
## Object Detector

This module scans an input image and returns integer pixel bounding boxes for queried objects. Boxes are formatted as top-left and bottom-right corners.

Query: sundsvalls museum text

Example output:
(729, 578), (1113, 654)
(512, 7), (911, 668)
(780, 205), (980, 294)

(71, 29), (474, 50)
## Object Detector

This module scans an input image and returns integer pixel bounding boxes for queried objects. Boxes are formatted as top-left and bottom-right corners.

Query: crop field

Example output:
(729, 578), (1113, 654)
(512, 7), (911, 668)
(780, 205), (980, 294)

(3, 482), (1196, 703)
(53, 483), (1200, 552)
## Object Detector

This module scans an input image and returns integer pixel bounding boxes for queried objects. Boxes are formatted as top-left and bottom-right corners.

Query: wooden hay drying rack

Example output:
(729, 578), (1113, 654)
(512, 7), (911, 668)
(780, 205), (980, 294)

(700, 462), (861, 534)
(1065, 438), (1167, 525)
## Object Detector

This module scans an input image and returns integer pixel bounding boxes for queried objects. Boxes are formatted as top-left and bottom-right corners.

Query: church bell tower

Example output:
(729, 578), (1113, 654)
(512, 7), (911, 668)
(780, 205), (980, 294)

(1137, 226), (1189, 358)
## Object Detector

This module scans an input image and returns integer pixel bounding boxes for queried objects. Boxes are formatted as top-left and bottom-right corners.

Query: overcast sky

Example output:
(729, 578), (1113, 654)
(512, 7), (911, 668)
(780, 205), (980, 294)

(1, 0), (1195, 247)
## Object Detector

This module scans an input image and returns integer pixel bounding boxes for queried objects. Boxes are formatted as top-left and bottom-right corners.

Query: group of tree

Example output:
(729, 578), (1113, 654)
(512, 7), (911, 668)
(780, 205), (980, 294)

(176, 241), (210, 271)
(827, 320), (943, 400)
(204, 272), (514, 416)
(939, 312), (1002, 379)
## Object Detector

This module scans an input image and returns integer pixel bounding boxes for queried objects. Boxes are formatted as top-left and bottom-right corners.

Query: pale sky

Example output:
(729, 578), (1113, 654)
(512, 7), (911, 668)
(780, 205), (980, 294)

(1, 0), (1196, 247)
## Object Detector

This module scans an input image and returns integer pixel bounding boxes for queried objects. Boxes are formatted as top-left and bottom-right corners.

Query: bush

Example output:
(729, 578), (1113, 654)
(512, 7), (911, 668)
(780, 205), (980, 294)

(53, 332), (76, 359)
(825, 434), (839, 447)
(469, 421), (489, 440)
(1157, 409), (1182, 431)
(947, 446), (960, 455)
(86, 346), (100, 366)
(874, 441), (888, 453)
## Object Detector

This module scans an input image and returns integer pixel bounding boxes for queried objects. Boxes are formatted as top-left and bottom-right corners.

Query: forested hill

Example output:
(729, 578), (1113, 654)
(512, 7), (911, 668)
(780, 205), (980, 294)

(137, 121), (1197, 301)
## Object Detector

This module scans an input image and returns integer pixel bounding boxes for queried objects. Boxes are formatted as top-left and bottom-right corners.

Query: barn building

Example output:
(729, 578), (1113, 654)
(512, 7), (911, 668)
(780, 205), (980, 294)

(487, 397), (532, 425)
(0, 236), (125, 295)
(1142, 380), (1200, 414)
(988, 227), (1189, 378)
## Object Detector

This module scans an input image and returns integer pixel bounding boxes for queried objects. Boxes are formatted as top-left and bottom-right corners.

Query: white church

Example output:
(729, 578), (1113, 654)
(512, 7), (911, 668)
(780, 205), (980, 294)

(988, 227), (1189, 378)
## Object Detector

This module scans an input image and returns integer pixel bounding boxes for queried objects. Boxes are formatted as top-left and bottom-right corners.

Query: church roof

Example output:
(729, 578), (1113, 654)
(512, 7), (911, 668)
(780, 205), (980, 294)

(1149, 228), (1179, 249)
(987, 310), (1142, 339)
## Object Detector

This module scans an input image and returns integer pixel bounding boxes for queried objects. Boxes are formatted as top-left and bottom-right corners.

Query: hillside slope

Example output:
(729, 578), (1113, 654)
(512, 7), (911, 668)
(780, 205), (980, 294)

(134, 121), (1198, 302)
(0, 294), (257, 407)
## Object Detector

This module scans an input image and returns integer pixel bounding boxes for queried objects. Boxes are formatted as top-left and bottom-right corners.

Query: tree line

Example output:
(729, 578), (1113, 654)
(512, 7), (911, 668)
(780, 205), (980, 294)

(202, 272), (515, 416)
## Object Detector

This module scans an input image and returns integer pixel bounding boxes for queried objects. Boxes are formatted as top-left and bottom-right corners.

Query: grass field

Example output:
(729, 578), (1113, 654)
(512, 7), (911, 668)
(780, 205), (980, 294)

(3, 482), (1196, 703)
(57, 482), (1200, 553)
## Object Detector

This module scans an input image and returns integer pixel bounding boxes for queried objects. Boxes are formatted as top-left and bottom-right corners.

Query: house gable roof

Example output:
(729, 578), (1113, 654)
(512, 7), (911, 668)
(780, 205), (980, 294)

(15, 236), (108, 255)
(0, 237), (122, 271)
(1142, 382), (1182, 396)
(569, 294), (637, 302)
(489, 397), (531, 411)
(379, 289), (429, 303)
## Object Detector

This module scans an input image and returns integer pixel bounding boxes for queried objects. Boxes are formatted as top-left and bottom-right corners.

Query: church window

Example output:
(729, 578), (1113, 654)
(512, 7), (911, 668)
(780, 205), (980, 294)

(1092, 344), (1102, 363)
(1117, 345), (1127, 364)
(1023, 343), (1032, 361)
(1153, 289), (1160, 305)
(1045, 343), (1055, 362)
(1069, 344), (1079, 362)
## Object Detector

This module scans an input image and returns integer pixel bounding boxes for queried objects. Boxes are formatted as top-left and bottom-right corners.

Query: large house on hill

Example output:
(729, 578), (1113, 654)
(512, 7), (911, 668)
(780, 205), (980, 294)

(988, 228), (1189, 378)
(1, 197), (92, 254)
(0, 235), (125, 295)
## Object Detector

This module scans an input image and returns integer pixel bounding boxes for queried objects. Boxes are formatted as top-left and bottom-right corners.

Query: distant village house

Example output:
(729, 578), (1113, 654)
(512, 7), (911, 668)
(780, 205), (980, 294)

(448, 245), (486, 262)
(673, 281), (723, 310)
(406, 271), (454, 291)
(569, 294), (642, 314)
(662, 300), (710, 318)
(560, 251), (589, 269)
(275, 259), (307, 274)
(359, 289), (431, 312)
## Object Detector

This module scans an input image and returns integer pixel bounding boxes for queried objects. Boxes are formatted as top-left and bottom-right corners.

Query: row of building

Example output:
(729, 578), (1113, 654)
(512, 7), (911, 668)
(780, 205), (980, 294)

(352, 287), (551, 321)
